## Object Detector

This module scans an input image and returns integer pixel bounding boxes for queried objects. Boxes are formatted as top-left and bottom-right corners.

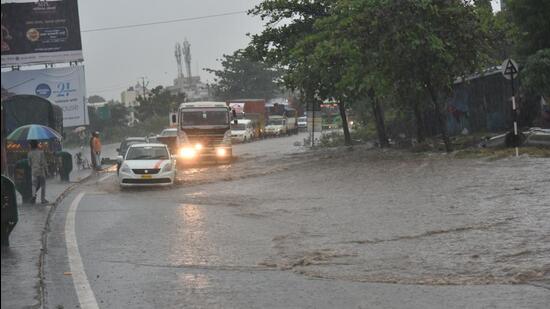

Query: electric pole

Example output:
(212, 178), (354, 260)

(140, 77), (149, 99)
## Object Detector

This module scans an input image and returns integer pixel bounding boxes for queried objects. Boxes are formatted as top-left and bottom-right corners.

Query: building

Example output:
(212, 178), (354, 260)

(120, 84), (148, 126)
(166, 75), (209, 101)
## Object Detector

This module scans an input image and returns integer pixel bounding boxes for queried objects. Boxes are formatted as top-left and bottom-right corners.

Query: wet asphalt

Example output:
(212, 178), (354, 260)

(43, 133), (550, 308)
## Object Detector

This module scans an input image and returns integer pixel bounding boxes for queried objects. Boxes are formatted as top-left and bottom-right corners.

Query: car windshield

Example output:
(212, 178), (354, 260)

(268, 119), (283, 125)
(231, 124), (246, 130)
(125, 146), (169, 160)
(181, 110), (228, 126)
(160, 129), (177, 137)
(121, 139), (146, 151)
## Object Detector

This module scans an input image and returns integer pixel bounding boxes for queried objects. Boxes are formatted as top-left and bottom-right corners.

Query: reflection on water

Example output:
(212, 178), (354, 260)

(168, 203), (220, 266)
(104, 165), (118, 172)
(178, 273), (210, 290)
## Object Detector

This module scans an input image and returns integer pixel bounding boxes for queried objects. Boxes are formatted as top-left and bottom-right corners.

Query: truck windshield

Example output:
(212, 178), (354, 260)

(268, 119), (283, 125)
(126, 146), (169, 160)
(181, 110), (228, 126)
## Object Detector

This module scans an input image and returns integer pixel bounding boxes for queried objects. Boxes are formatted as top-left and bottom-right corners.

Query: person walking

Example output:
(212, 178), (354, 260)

(89, 133), (96, 169)
(27, 140), (48, 204)
(91, 131), (102, 170)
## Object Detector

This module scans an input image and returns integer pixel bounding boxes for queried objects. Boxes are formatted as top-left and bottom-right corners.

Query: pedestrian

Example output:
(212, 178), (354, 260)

(27, 140), (48, 204)
(91, 131), (102, 170)
(89, 133), (96, 169)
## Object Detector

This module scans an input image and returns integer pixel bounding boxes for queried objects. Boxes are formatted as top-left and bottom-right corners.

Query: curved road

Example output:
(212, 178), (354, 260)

(43, 133), (550, 308)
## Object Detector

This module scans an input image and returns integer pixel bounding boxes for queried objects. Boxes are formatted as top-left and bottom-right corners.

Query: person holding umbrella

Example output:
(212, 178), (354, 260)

(27, 140), (48, 204)
(7, 124), (62, 204)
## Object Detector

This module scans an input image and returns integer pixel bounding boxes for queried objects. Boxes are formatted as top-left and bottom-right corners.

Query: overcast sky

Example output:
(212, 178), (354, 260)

(78, 0), (263, 100)
(3, 0), (501, 101)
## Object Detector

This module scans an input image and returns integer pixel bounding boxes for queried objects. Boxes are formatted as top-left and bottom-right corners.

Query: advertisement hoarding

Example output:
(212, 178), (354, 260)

(1, 0), (83, 67)
(1, 66), (89, 127)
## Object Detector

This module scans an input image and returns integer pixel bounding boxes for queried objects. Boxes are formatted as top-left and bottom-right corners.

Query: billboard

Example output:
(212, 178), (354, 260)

(1, 0), (83, 67)
(1, 66), (89, 127)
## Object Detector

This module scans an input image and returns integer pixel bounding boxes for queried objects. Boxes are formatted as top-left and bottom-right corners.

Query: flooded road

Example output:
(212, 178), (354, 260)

(44, 133), (550, 308)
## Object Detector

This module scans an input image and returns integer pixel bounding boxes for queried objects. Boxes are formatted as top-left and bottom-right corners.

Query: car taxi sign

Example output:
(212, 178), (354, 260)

(501, 58), (518, 80)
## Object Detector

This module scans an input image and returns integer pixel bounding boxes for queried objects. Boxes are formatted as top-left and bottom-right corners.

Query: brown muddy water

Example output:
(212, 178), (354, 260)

(172, 145), (550, 286)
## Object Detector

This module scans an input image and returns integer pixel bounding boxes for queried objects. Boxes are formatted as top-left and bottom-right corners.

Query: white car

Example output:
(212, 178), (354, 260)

(231, 119), (254, 143)
(297, 116), (307, 129)
(118, 143), (176, 187)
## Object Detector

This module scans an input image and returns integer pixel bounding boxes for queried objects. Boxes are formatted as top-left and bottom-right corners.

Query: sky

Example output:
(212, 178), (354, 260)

(78, 0), (263, 100)
(3, 0), (501, 101)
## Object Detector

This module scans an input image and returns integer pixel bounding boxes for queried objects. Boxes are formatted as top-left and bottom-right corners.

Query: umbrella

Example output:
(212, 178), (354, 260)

(7, 124), (62, 141)
(73, 126), (86, 133)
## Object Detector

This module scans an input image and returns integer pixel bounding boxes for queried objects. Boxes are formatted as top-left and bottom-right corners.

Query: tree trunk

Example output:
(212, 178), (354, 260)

(338, 101), (352, 146)
(368, 91), (389, 148)
(427, 83), (451, 152)
(412, 100), (425, 143)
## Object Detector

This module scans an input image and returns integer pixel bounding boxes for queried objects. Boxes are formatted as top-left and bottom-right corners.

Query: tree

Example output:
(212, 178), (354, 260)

(135, 86), (185, 121)
(250, 0), (360, 146)
(508, 0), (550, 57)
(521, 49), (550, 98)
(205, 49), (281, 100)
(341, 0), (489, 152)
(88, 95), (106, 103)
(107, 100), (129, 127)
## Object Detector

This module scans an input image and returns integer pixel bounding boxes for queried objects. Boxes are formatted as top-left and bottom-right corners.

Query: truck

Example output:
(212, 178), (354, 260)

(228, 99), (267, 138)
(264, 104), (298, 137)
(264, 115), (288, 136)
(2, 95), (64, 176)
(284, 107), (298, 134)
(177, 101), (232, 164)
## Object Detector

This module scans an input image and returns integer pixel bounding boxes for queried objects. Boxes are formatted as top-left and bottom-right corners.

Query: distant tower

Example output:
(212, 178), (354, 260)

(182, 39), (192, 83)
(174, 42), (183, 80)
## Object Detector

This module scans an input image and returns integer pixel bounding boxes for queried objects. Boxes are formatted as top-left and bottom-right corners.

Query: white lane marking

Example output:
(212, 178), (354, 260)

(65, 192), (99, 309)
(98, 173), (114, 182)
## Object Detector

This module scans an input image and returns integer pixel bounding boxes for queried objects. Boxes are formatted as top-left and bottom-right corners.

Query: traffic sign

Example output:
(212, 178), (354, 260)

(501, 58), (518, 80)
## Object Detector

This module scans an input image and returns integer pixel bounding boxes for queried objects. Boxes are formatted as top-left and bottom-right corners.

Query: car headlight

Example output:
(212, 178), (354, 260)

(216, 148), (226, 157)
(120, 163), (131, 173)
(179, 147), (196, 159)
(162, 163), (173, 172)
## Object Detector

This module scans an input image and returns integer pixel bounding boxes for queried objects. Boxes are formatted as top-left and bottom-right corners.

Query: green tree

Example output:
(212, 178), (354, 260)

(521, 49), (550, 97)
(250, 0), (362, 145)
(205, 49), (281, 100)
(341, 0), (489, 152)
(88, 95), (106, 103)
(107, 100), (129, 127)
(135, 86), (185, 121)
(508, 0), (550, 57)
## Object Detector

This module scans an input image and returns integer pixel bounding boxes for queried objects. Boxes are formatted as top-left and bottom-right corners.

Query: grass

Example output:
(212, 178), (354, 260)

(312, 126), (550, 160)
(453, 147), (550, 159)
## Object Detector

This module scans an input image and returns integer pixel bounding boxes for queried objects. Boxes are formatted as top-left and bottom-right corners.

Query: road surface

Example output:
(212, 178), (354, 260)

(43, 133), (550, 308)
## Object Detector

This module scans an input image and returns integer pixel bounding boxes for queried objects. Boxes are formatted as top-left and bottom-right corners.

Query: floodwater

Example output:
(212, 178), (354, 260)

(47, 134), (549, 308)
(172, 137), (550, 287)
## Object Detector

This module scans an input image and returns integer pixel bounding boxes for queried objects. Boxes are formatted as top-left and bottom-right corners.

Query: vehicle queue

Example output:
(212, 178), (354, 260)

(114, 101), (303, 188)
